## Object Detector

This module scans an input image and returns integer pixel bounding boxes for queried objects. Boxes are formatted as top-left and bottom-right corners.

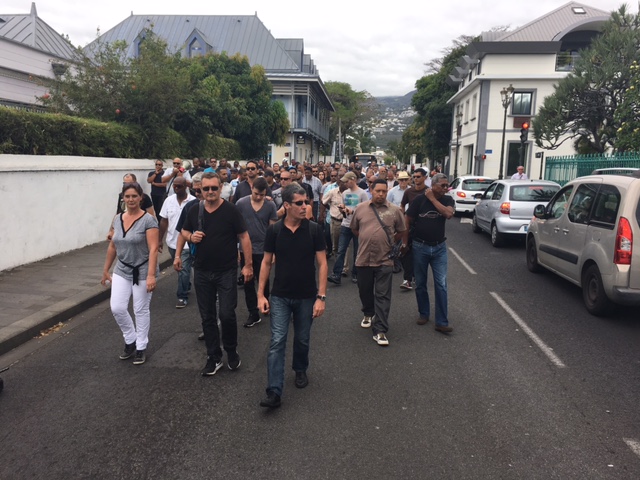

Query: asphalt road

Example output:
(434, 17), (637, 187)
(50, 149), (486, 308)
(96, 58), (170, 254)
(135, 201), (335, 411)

(1, 217), (639, 479)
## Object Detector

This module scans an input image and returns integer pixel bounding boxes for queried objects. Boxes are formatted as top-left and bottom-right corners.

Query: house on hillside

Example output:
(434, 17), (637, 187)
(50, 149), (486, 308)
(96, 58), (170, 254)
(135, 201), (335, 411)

(87, 14), (334, 163)
(446, 1), (610, 180)
(0, 3), (77, 111)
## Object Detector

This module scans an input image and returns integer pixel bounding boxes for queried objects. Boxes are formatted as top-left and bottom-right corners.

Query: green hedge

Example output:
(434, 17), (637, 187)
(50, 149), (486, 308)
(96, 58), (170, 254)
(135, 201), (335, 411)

(0, 107), (241, 159)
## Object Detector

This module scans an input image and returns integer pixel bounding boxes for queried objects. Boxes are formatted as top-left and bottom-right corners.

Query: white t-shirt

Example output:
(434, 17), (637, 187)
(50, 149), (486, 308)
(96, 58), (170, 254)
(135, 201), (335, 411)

(159, 194), (195, 249)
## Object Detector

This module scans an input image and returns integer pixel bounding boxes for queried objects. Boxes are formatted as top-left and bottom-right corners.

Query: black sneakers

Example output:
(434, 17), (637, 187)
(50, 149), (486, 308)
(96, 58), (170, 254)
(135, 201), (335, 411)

(260, 391), (281, 408)
(133, 350), (146, 365)
(295, 371), (308, 389)
(327, 274), (341, 285)
(243, 316), (261, 328)
(227, 351), (241, 371)
(119, 342), (136, 360)
(201, 357), (223, 376)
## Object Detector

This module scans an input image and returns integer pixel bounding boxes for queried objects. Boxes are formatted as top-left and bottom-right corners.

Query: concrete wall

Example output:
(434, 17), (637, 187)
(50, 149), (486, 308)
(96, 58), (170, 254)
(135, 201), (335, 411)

(0, 155), (159, 272)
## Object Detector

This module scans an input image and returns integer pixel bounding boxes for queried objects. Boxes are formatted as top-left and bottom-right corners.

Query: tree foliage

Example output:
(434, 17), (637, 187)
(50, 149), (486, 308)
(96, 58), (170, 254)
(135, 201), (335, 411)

(615, 60), (640, 150)
(41, 29), (288, 158)
(534, 5), (640, 153)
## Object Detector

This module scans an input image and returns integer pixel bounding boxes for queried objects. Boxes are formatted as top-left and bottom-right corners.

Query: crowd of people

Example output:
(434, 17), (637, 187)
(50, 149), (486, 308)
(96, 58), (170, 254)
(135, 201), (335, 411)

(101, 156), (454, 408)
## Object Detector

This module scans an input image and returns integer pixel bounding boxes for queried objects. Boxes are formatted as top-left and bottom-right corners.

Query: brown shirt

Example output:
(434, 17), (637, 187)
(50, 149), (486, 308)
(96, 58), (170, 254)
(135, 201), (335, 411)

(351, 200), (406, 267)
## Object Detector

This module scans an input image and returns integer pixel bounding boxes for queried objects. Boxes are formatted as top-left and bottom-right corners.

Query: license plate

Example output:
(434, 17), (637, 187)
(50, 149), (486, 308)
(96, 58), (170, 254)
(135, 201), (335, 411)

(520, 224), (528, 233)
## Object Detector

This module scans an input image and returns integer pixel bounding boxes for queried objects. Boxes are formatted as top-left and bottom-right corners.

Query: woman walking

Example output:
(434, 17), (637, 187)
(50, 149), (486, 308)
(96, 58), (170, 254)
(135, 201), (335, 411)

(101, 182), (159, 365)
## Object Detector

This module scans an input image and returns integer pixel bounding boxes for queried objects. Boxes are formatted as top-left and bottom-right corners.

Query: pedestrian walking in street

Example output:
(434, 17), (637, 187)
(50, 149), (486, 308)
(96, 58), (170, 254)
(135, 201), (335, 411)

(257, 183), (328, 408)
(405, 173), (455, 333)
(181, 172), (253, 376)
(399, 168), (429, 291)
(351, 179), (407, 346)
(101, 182), (159, 365)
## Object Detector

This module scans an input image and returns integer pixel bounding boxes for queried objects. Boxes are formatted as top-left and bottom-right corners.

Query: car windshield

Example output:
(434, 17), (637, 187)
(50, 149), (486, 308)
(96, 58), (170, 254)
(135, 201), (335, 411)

(462, 179), (494, 191)
(510, 185), (559, 202)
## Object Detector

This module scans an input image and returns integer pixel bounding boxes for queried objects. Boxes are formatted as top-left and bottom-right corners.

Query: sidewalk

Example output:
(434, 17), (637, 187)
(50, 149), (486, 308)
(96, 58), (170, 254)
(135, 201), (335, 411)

(0, 242), (172, 356)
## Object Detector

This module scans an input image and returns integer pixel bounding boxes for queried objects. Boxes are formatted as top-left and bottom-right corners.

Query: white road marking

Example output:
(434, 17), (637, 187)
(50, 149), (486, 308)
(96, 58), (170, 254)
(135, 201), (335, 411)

(490, 292), (566, 368)
(623, 438), (640, 458)
(449, 248), (477, 275)
(460, 217), (473, 224)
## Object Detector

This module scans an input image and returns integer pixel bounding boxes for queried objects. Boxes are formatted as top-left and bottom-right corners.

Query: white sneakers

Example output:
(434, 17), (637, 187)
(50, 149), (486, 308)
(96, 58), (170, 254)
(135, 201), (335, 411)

(373, 333), (389, 346)
(361, 315), (373, 328)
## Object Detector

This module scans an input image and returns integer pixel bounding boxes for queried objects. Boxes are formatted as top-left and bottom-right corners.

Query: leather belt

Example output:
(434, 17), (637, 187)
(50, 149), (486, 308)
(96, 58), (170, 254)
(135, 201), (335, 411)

(413, 237), (446, 247)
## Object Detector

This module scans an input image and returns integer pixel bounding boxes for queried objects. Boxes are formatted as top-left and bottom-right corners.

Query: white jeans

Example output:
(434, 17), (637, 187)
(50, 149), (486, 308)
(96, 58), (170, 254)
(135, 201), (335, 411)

(110, 273), (152, 350)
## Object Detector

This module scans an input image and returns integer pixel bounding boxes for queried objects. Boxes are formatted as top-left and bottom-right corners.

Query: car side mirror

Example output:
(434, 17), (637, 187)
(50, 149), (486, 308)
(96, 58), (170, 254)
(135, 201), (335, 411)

(533, 204), (547, 219)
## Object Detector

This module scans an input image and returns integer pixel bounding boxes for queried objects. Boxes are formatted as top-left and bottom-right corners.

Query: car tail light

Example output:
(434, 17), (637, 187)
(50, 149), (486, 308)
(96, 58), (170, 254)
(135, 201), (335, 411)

(614, 217), (633, 265)
(500, 202), (511, 215)
(456, 192), (467, 198)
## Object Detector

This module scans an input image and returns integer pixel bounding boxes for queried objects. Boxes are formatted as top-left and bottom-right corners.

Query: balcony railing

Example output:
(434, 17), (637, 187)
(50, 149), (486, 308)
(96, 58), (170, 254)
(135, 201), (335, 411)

(556, 52), (581, 72)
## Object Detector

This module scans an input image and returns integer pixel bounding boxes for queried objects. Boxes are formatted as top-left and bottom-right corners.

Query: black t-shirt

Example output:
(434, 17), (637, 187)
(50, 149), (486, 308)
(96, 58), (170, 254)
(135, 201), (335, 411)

(264, 219), (326, 299)
(406, 195), (454, 243)
(176, 198), (199, 233)
(183, 200), (247, 271)
(117, 193), (153, 214)
(401, 186), (426, 210)
(148, 171), (165, 196)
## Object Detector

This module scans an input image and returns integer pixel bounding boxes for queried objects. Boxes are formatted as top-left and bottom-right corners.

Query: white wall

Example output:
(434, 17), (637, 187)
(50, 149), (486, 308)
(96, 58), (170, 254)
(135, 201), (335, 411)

(0, 155), (159, 272)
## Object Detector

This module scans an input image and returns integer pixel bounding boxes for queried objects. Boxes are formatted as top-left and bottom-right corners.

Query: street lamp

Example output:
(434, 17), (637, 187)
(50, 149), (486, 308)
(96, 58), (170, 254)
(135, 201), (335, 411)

(454, 110), (463, 179)
(498, 84), (515, 180)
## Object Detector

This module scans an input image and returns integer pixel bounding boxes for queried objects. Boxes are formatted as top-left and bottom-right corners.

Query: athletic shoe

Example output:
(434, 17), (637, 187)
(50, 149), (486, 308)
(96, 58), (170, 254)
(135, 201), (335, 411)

(119, 342), (136, 360)
(295, 371), (308, 388)
(176, 299), (187, 309)
(400, 280), (413, 291)
(198, 332), (205, 341)
(260, 392), (281, 408)
(373, 333), (389, 346)
(351, 274), (358, 284)
(244, 316), (261, 328)
(201, 357), (223, 376)
(327, 274), (341, 285)
(227, 352), (241, 371)
(341, 270), (348, 277)
(361, 315), (373, 328)
(133, 350), (146, 365)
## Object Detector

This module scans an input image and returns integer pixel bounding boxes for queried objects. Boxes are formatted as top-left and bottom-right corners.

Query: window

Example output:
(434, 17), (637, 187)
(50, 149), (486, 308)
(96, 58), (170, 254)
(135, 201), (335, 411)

(493, 183), (505, 200)
(549, 186), (574, 219)
(471, 94), (477, 120)
(512, 92), (532, 116)
(465, 100), (470, 123)
(483, 183), (497, 200)
(189, 38), (204, 58)
(591, 185), (620, 227)
(567, 184), (598, 224)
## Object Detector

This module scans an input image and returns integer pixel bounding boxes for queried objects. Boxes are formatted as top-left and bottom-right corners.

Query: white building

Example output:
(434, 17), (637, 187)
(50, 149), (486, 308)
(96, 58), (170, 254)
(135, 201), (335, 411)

(446, 1), (610, 179)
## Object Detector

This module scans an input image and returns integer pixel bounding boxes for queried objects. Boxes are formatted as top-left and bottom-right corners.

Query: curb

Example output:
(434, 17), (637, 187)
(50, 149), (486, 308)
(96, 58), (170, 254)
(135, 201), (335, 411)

(0, 257), (174, 357)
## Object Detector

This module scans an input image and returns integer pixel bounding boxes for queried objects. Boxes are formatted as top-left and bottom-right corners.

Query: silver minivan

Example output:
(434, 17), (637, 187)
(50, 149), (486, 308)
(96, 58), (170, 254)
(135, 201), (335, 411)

(526, 174), (640, 315)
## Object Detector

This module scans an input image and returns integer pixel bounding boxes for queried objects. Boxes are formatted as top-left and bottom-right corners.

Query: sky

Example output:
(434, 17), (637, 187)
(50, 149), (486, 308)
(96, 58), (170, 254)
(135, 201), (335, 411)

(2, 0), (630, 97)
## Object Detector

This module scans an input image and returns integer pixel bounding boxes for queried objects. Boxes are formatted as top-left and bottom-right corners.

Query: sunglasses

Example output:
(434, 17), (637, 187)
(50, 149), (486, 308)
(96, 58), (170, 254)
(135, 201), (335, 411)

(194, 188), (202, 194)
(155, 163), (163, 167)
(413, 176), (423, 179)
(246, 167), (257, 171)
(173, 163), (181, 166)
(280, 177), (291, 181)
(202, 186), (219, 192)
(291, 200), (310, 206)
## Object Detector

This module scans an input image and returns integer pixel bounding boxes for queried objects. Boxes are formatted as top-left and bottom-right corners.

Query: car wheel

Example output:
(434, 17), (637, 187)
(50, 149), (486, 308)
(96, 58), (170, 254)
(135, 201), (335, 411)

(581, 264), (613, 316)
(490, 222), (505, 247)
(526, 237), (543, 273)
(472, 213), (482, 233)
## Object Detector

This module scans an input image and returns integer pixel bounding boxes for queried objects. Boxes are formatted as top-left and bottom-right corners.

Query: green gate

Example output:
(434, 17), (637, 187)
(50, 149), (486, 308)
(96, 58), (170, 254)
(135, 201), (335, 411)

(544, 153), (640, 185)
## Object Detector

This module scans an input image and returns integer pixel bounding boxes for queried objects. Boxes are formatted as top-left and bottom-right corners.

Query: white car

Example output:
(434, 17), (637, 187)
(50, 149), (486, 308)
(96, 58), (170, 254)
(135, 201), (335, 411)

(447, 176), (495, 214)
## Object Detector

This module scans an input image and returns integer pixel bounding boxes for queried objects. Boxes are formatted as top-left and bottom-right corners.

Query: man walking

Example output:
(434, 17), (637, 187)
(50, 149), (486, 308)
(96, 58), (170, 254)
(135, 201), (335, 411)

(232, 160), (272, 203)
(181, 173), (253, 375)
(351, 179), (406, 346)
(159, 177), (195, 308)
(235, 177), (278, 327)
(302, 165), (323, 219)
(257, 183), (327, 408)
(405, 173), (455, 333)
(511, 166), (529, 180)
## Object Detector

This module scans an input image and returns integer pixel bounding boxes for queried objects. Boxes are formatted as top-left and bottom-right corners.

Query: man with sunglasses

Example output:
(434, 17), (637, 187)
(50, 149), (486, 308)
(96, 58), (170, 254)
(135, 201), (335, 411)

(182, 172), (253, 376)
(159, 177), (195, 309)
(257, 183), (327, 408)
(147, 161), (167, 218)
(162, 157), (192, 196)
(232, 160), (272, 203)
(405, 173), (455, 333)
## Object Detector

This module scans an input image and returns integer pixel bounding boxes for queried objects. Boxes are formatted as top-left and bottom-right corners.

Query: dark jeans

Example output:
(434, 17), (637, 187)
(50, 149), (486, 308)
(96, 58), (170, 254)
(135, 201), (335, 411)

(357, 265), (393, 334)
(332, 226), (358, 277)
(194, 267), (238, 362)
(151, 194), (165, 220)
(168, 247), (192, 301)
(241, 253), (269, 318)
(401, 245), (414, 282)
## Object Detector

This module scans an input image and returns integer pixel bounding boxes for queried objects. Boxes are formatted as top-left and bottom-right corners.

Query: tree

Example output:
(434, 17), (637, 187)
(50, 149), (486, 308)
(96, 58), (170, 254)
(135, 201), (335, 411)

(615, 60), (640, 150)
(534, 5), (640, 153)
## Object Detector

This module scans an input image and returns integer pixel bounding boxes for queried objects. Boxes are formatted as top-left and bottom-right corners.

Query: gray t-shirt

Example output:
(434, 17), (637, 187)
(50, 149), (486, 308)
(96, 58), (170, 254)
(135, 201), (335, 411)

(112, 213), (159, 281)
(235, 196), (278, 254)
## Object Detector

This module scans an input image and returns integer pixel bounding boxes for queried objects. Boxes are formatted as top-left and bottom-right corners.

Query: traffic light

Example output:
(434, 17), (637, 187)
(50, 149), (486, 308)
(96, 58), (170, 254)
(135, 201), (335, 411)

(520, 122), (530, 143)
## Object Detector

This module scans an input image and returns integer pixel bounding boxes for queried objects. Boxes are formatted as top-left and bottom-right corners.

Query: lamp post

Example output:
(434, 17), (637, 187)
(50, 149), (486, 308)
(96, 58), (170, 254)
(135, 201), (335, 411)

(454, 110), (463, 180)
(498, 84), (515, 180)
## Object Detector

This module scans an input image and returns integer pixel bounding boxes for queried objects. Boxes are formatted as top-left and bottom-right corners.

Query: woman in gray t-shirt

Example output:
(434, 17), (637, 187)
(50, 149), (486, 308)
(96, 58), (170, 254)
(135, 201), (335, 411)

(101, 182), (159, 365)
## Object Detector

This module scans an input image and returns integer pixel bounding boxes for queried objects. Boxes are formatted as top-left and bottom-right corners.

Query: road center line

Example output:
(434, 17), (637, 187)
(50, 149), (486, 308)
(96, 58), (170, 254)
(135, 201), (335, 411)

(490, 292), (566, 368)
(624, 438), (640, 458)
(448, 248), (477, 275)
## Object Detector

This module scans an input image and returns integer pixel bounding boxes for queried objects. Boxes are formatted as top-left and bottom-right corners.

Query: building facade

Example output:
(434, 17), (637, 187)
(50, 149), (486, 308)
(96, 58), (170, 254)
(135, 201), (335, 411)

(446, 2), (609, 179)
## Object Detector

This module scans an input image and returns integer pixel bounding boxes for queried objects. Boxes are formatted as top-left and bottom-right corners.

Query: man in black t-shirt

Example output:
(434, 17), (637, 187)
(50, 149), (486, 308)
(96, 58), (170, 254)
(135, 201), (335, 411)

(181, 172), (253, 377)
(405, 173), (455, 333)
(257, 183), (327, 409)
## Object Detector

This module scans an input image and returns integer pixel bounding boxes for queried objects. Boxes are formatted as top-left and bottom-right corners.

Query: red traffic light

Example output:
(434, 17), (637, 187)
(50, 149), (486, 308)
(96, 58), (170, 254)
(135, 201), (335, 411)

(522, 122), (530, 130)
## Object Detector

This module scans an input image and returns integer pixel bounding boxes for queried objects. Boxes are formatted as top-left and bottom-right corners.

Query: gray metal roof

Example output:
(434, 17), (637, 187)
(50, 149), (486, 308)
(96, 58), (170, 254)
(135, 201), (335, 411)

(277, 38), (304, 70)
(87, 14), (305, 73)
(0, 3), (77, 60)
(495, 1), (610, 42)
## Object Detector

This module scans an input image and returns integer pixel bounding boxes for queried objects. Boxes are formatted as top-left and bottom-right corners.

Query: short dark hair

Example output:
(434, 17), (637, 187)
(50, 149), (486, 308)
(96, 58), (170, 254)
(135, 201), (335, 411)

(304, 165), (312, 171)
(122, 181), (143, 196)
(282, 183), (306, 204)
(123, 173), (137, 181)
(371, 178), (387, 189)
(252, 177), (268, 192)
(414, 168), (427, 176)
(246, 160), (258, 169)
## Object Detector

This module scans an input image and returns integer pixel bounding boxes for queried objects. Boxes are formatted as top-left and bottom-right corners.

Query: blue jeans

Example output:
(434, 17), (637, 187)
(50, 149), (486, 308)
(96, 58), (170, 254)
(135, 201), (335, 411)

(266, 296), (315, 397)
(194, 267), (238, 362)
(332, 226), (358, 277)
(412, 241), (448, 326)
(168, 247), (192, 301)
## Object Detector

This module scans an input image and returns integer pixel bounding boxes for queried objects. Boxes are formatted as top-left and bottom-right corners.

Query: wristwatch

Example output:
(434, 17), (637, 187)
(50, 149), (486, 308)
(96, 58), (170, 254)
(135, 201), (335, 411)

(316, 295), (326, 301)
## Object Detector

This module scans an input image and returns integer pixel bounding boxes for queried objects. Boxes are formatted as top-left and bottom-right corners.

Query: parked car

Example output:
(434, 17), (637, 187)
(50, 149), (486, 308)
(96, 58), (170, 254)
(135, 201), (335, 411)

(447, 176), (495, 214)
(526, 174), (640, 316)
(590, 167), (639, 176)
(472, 179), (561, 247)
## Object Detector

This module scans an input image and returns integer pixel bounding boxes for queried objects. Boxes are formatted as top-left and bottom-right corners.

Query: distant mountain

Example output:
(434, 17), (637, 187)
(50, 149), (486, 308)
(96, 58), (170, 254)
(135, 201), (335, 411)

(371, 91), (416, 149)
(376, 90), (416, 111)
